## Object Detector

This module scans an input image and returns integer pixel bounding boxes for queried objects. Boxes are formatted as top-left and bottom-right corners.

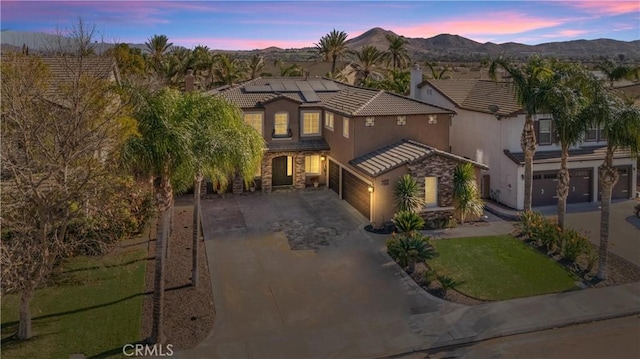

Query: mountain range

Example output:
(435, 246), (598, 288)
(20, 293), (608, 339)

(2, 28), (639, 61)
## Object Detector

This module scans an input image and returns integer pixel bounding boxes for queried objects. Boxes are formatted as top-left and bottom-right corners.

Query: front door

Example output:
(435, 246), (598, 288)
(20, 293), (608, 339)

(272, 156), (293, 187)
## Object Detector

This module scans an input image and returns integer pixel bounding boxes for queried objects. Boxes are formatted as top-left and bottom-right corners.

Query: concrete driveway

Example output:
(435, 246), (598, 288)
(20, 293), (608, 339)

(180, 189), (454, 358)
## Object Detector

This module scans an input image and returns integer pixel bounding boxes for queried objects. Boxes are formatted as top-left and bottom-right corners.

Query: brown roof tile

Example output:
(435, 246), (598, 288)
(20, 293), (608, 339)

(427, 79), (521, 116)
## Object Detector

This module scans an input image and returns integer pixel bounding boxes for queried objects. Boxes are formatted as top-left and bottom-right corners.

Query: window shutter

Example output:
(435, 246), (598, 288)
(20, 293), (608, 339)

(533, 120), (540, 144)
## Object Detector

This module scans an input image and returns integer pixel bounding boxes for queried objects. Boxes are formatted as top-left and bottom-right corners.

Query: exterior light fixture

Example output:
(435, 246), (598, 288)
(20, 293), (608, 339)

(320, 155), (326, 161)
(367, 185), (374, 193)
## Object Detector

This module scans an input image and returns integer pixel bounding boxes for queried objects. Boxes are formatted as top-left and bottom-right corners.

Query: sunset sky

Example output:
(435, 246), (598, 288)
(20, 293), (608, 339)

(2, 1), (638, 50)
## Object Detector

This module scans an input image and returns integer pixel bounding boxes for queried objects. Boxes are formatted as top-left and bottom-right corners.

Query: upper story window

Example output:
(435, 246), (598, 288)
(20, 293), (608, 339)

(343, 118), (349, 138)
(301, 111), (321, 136)
(585, 124), (598, 142)
(243, 112), (263, 136)
(325, 112), (334, 131)
(538, 119), (552, 145)
(273, 112), (290, 138)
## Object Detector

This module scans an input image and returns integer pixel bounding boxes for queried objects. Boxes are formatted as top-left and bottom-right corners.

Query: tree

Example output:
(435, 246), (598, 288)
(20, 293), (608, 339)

(121, 88), (194, 344)
(577, 82), (640, 280)
(212, 53), (245, 86)
(387, 233), (436, 273)
(541, 61), (591, 229)
(453, 163), (483, 224)
(145, 34), (173, 74)
(595, 59), (639, 87)
(315, 29), (349, 76)
(385, 34), (410, 70)
(105, 43), (146, 77)
(181, 93), (264, 287)
(273, 59), (303, 77)
(489, 55), (552, 212)
(350, 45), (386, 85)
(425, 61), (452, 79)
(1, 48), (131, 339)
(394, 174), (424, 213)
(246, 54), (265, 79)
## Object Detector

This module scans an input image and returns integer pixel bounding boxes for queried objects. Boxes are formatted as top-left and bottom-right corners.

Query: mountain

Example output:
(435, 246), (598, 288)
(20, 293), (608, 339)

(2, 29), (639, 61)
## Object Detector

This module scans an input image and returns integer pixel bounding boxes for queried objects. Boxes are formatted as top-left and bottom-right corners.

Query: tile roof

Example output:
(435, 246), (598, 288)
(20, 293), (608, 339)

(38, 57), (119, 97)
(350, 139), (488, 177)
(211, 77), (454, 116)
(426, 79), (522, 117)
(266, 138), (330, 153)
(504, 146), (633, 165)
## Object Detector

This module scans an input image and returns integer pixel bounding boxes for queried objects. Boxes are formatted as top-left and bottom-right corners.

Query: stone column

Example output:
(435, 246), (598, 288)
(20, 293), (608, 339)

(261, 155), (272, 193)
(294, 154), (306, 189)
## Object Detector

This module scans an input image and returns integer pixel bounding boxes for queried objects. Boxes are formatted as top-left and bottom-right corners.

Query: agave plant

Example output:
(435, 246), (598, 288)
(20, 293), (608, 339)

(394, 174), (424, 213)
(437, 275), (463, 297)
(392, 210), (425, 234)
(387, 233), (436, 273)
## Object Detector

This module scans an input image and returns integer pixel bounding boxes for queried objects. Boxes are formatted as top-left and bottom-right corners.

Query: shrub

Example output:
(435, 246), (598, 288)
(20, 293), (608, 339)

(394, 174), (424, 213)
(437, 275), (463, 297)
(559, 228), (589, 263)
(515, 211), (545, 240)
(583, 244), (598, 274)
(392, 211), (425, 233)
(453, 163), (483, 223)
(424, 267), (438, 286)
(531, 217), (560, 253)
(387, 233), (437, 273)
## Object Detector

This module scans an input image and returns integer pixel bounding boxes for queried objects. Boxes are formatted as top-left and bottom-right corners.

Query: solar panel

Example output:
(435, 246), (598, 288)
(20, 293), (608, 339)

(301, 90), (320, 103)
(308, 80), (326, 91)
(270, 81), (286, 92)
(295, 81), (314, 91)
(321, 80), (340, 91)
(283, 81), (299, 91)
(244, 85), (272, 92)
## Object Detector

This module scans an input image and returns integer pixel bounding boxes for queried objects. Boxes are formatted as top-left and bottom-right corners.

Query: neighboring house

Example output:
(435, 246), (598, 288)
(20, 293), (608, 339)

(209, 77), (487, 226)
(409, 66), (637, 210)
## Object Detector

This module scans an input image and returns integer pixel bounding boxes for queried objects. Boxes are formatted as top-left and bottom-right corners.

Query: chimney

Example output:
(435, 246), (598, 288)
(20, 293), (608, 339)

(185, 68), (195, 92)
(409, 62), (422, 99)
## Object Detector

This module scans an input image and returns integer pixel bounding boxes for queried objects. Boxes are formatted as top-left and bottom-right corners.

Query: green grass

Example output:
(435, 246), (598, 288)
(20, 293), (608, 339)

(430, 235), (578, 301)
(1, 248), (147, 359)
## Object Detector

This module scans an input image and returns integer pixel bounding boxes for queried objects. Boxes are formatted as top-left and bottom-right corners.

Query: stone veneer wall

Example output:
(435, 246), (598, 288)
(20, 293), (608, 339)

(407, 154), (462, 222)
(260, 151), (327, 193)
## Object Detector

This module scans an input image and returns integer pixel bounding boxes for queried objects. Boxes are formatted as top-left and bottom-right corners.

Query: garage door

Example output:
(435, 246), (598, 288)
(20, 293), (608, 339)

(532, 168), (592, 207)
(598, 165), (631, 200)
(329, 160), (340, 194)
(341, 170), (370, 219)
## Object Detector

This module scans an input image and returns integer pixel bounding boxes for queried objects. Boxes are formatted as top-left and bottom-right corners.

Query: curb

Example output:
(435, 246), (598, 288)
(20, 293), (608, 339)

(483, 203), (519, 221)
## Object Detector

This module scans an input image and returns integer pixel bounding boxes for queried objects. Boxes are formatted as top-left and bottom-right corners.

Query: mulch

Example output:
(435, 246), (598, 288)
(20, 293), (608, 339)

(140, 198), (215, 349)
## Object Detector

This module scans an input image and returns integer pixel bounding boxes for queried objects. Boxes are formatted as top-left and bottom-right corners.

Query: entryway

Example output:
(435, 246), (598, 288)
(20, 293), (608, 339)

(272, 155), (293, 187)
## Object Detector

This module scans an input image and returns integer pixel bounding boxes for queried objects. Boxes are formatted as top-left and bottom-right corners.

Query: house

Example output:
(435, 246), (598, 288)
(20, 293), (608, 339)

(208, 77), (487, 226)
(408, 66), (637, 210)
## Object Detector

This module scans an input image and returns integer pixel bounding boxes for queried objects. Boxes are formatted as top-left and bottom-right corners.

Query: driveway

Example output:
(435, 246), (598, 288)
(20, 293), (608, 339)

(180, 189), (455, 358)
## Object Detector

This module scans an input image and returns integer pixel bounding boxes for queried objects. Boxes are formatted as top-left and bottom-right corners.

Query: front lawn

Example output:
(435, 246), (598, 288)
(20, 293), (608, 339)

(1, 248), (147, 359)
(429, 235), (579, 301)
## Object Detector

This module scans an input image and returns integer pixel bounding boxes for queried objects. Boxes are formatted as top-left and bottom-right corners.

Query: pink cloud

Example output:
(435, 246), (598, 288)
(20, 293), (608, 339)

(388, 11), (564, 38)
(566, 1), (639, 15)
(541, 29), (590, 38)
(170, 37), (315, 51)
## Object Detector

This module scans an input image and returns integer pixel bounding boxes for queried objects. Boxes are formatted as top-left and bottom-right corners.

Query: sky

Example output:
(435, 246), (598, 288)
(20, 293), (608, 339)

(2, 1), (639, 50)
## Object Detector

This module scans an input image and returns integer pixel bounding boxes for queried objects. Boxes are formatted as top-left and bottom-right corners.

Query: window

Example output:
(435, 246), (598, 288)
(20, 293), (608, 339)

(343, 118), (349, 138)
(585, 124), (597, 142)
(538, 119), (552, 145)
(243, 112), (263, 136)
(305, 155), (321, 174)
(287, 156), (293, 176)
(325, 112), (334, 130)
(365, 117), (375, 127)
(425, 177), (438, 207)
(302, 111), (321, 136)
(397, 116), (406, 126)
(428, 115), (437, 124)
(274, 112), (289, 137)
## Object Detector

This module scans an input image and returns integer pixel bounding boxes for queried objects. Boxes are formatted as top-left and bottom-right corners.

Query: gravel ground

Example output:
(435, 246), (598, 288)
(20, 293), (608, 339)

(140, 196), (214, 349)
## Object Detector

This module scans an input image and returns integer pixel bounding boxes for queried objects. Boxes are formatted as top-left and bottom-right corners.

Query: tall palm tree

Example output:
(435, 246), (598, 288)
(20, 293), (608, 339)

(541, 61), (591, 229)
(145, 34), (173, 74)
(577, 82), (640, 280)
(212, 53), (245, 86)
(385, 34), (410, 70)
(273, 59), (303, 77)
(489, 55), (553, 212)
(425, 61), (452, 79)
(315, 29), (349, 76)
(180, 93), (264, 287)
(246, 54), (265, 79)
(122, 88), (193, 344)
(595, 59), (639, 87)
(350, 45), (385, 85)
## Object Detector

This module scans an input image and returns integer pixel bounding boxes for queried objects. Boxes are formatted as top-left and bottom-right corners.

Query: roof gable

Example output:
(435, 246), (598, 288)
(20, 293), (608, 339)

(427, 79), (521, 117)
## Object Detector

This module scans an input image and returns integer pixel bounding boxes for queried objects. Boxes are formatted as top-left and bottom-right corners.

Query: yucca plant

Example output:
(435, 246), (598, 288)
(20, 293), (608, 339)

(394, 174), (424, 213)
(387, 233), (436, 273)
(392, 210), (425, 233)
(437, 275), (464, 297)
(453, 163), (483, 224)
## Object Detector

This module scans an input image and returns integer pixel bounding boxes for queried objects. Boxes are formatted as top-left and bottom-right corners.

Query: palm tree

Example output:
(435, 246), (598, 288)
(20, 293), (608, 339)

(453, 163), (483, 224)
(425, 61), (452, 79)
(387, 233), (436, 273)
(350, 45), (385, 85)
(577, 82), (640, 280)
(145, 34), (173, 74)
(180, 93), (264, 287)
(246, 54), (265, 79)
(273, 59), (303, 77)
(122, 88), (193, 344)
(489, 55), (553, 212)
(212, 53), (245, 86)
(385, 34), (410, 70)
(595, 59), (639, 87)
(315, 29), (349, 76)
(541, 61), (591, 229)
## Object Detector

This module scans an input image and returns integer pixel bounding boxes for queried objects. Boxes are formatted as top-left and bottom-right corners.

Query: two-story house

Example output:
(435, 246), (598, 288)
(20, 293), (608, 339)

(209, 77), (487, 226)
(409, 68), (637, 210)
